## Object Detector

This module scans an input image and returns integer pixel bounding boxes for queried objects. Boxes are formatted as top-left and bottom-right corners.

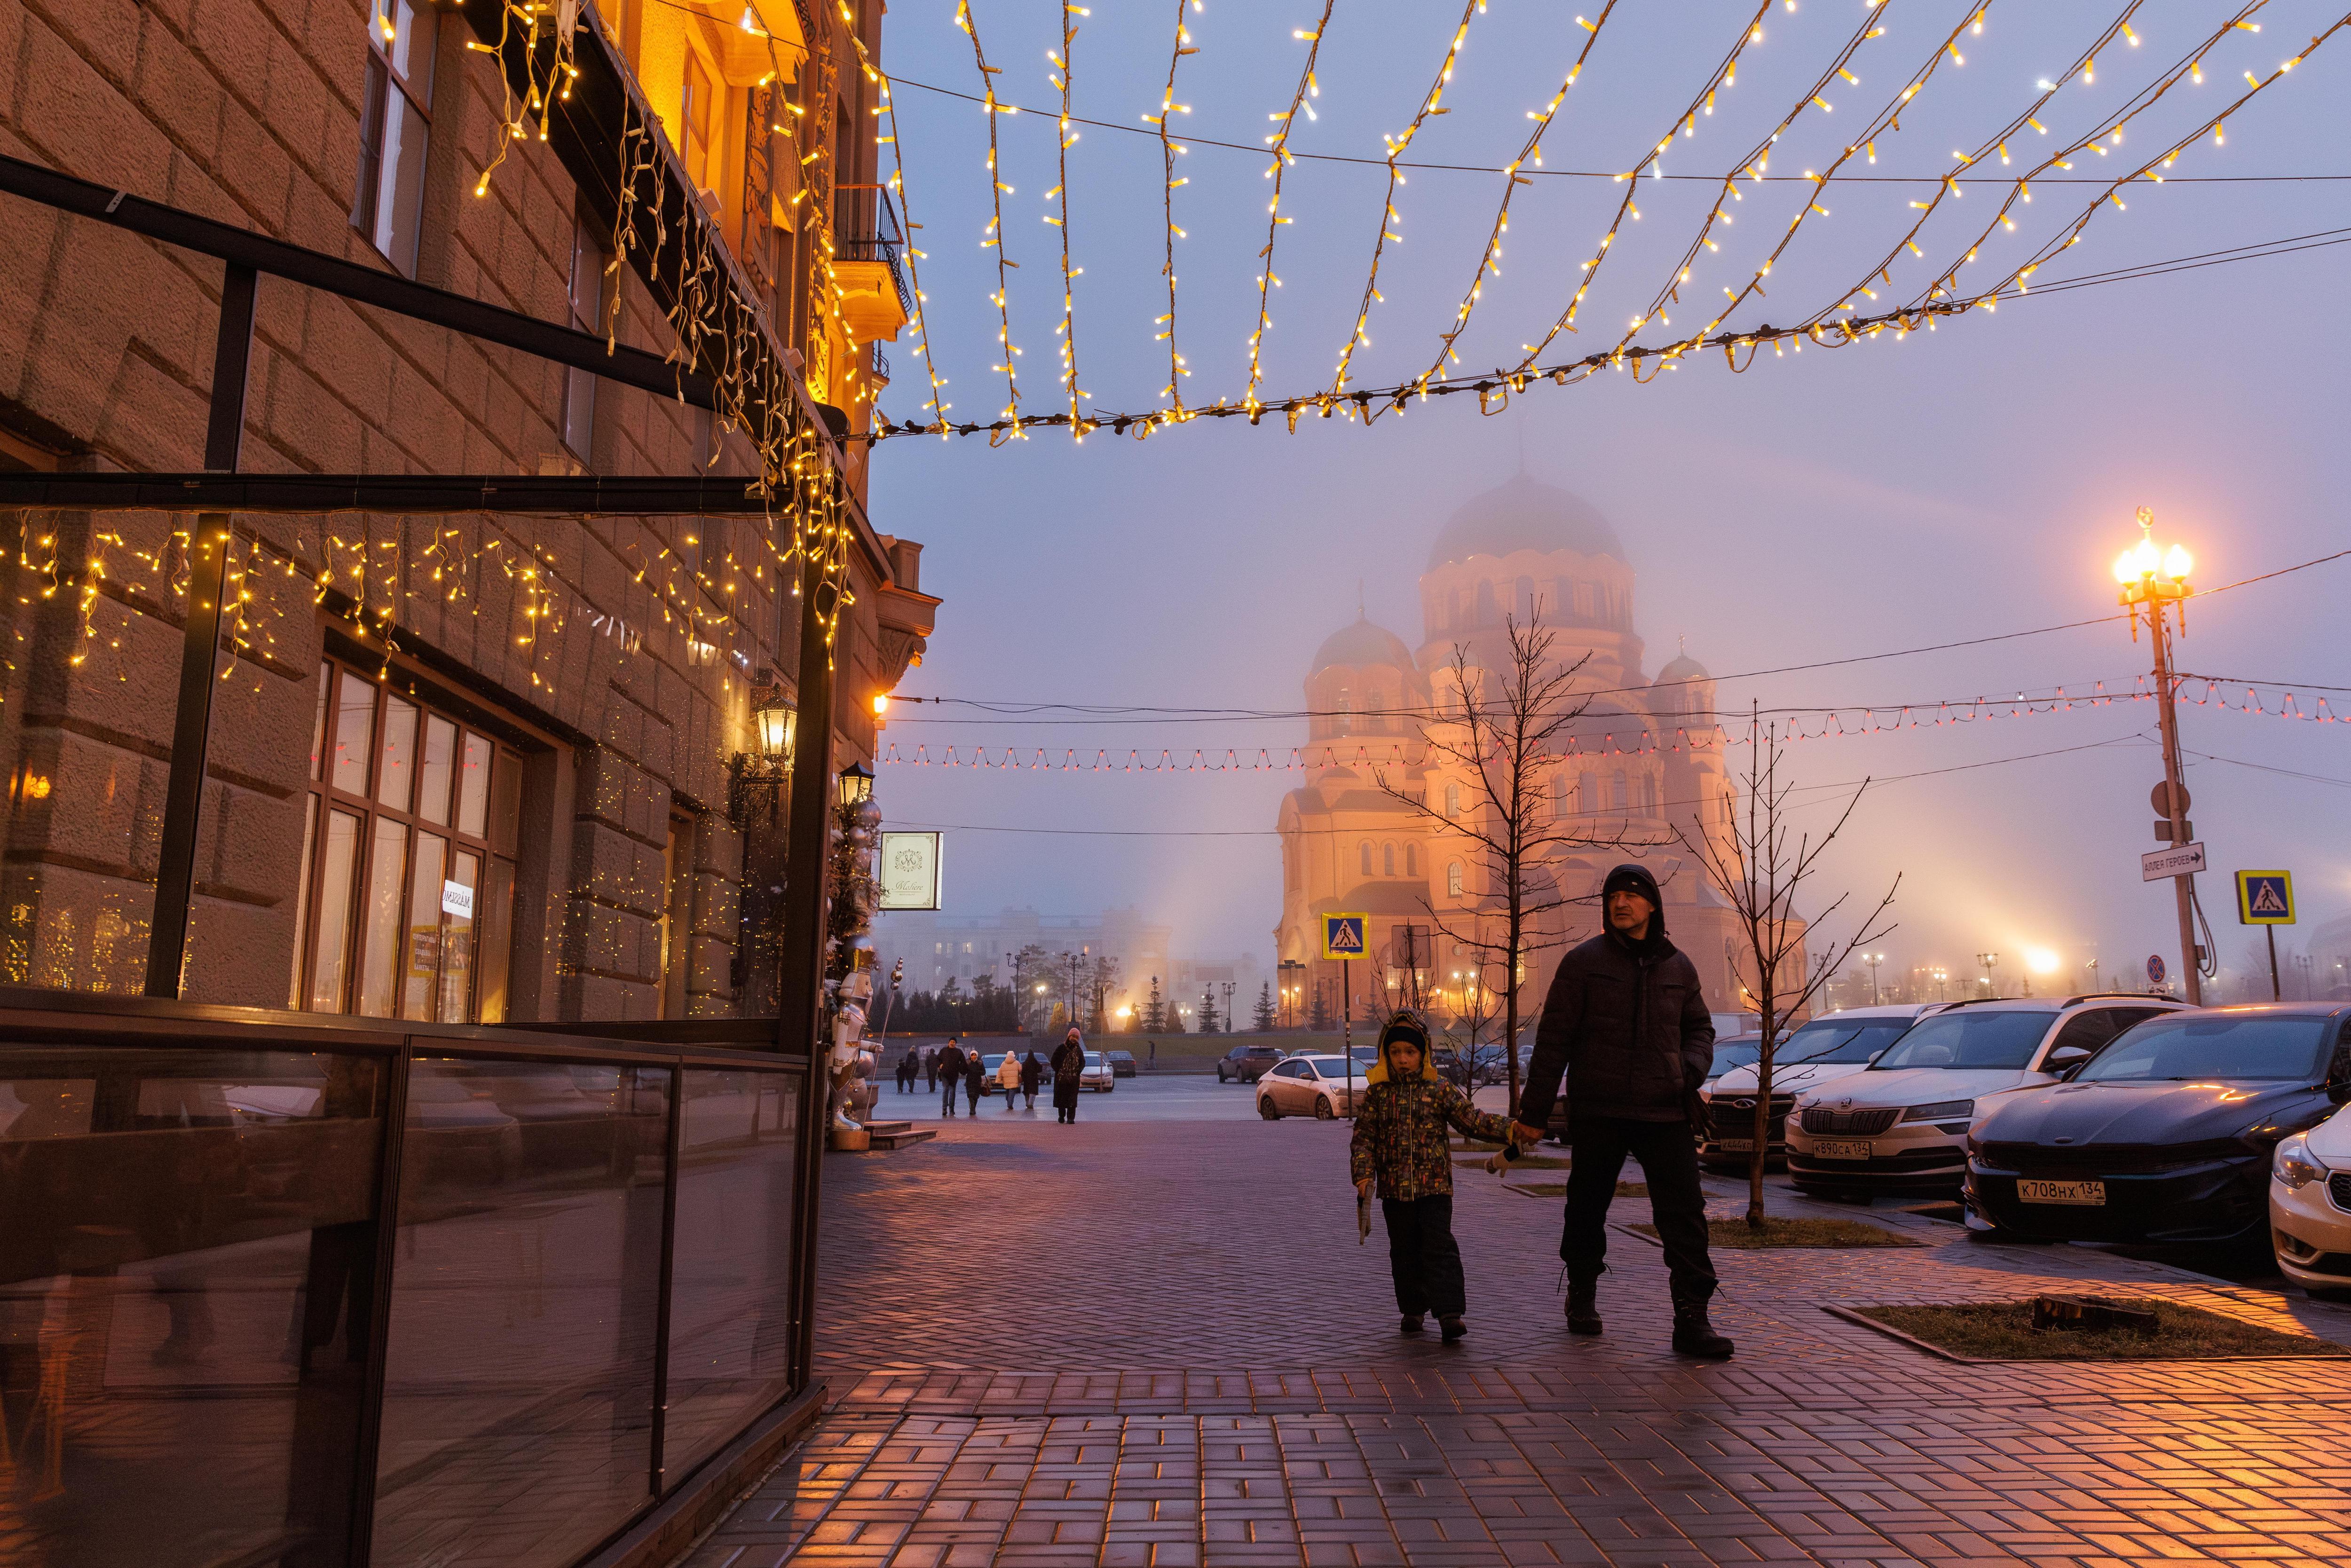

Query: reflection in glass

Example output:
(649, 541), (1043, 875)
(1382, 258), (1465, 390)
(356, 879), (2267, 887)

(377, 693), (418, 810)
(308, 808), (362, 1011)
(476, 859), (514, 1024)
(418, 714), (456, 825)
(456, 733), (491, 839)
(308, 663), (330, 781)
(0, 1047), (384, 1568)
(439, 850), (478, 1023)
(356, 817), (409, 1017)
(372, 1059), (669, 1568)
(331, 671), (374, 794)
(401, 833), (446, 1021)
(289, 794), (316, 1009)
(489, 744), (522, 854)
(662, 1072), (801, 1482)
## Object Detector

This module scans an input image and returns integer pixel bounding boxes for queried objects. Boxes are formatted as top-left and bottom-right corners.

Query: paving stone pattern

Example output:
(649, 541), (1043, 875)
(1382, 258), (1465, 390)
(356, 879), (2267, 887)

(684, 1114), (2351, 1568)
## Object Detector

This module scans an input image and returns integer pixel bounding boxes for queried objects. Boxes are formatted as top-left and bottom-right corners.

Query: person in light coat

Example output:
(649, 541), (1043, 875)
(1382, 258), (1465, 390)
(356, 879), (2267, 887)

(998, 1048), (1024, 1109)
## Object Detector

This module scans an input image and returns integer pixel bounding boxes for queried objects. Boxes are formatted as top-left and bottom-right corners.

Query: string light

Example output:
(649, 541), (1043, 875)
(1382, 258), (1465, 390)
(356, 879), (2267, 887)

(1329, 0), (1488, 401)
(1047, 4), (1089, 439)
(1148, 0), (1200, 413)
(954, 0), (1026, 437)
(1244, 1), (1337, 415)
(1420, 2), (1621, 398)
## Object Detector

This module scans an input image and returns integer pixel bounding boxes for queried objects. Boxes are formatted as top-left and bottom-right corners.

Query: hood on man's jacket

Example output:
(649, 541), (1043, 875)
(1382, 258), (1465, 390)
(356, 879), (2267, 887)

(1365, 1009), (1442, 1086)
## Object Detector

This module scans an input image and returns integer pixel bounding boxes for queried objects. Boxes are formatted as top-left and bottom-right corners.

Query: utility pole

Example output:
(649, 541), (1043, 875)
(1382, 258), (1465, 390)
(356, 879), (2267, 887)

(2114, 509), (2203, 1006)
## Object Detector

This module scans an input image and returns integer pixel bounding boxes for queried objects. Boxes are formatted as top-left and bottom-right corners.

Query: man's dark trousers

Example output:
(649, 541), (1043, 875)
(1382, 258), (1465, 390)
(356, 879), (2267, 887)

(1562, 1118), (1717, 1306)
(1381, 1195), (1466, 1318)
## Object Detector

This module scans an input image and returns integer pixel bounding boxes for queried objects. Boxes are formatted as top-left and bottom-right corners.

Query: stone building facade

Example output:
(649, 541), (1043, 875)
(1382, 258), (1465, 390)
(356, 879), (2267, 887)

(0, 0), (936, 1021)
(1273, 473), (1787, 1035)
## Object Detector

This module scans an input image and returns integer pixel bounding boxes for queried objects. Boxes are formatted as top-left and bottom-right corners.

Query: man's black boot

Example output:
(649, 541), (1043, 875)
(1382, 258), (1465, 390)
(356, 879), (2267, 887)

(1439, 1315), (1468, 1343)
(1670, 1301), (1734, 1359)
(1565, 1278), (1602, 1337)
(1400, 1313), (1424, 1335)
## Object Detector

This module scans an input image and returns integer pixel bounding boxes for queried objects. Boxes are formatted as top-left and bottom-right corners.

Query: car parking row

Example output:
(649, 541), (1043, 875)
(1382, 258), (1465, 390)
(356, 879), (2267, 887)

(1696, 996), (2351, 1298)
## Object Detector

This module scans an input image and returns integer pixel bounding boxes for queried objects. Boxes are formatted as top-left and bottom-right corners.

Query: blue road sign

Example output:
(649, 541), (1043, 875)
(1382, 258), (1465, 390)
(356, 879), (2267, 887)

(2146, 953), (2167, 985)
(2234, 870), (2296, 926)
(1321, 913), (1368, 961)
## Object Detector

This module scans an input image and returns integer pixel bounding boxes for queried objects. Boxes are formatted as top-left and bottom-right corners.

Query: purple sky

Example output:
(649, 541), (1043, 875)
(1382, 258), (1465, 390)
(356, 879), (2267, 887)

(863, 0), (2351, 993)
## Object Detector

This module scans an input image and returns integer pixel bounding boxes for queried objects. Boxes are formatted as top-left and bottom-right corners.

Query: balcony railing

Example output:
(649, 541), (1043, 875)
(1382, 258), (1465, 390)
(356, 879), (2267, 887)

(0, 992), (821, 1568)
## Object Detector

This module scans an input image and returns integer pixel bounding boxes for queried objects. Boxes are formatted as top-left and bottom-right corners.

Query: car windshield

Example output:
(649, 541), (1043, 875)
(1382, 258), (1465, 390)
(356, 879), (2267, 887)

(1777, 1018), (1918, 1065)
(2073, 1016), (2331, 1082)
(1307, 1058), (1356, 1077)
(1871, 1010), (2058, 1071)
(1710, 1041), (1761, 1075)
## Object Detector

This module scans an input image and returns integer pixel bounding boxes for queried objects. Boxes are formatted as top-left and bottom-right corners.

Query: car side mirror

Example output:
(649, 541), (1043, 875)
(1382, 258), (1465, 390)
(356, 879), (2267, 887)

(1866, 1048), (1886, 1066)
(2044, 1045), (2092, 1078)
(2327, 1044), (2351, 1103)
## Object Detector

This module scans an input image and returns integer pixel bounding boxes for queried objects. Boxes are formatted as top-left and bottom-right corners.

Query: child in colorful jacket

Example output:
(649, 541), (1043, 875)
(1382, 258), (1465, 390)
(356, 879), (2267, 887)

(1349, 1010), (1523, 1341)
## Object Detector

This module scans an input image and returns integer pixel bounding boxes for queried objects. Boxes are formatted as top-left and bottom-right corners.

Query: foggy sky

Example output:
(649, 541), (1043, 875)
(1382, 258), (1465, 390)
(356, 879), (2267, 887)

(863, 0), (2351, 993)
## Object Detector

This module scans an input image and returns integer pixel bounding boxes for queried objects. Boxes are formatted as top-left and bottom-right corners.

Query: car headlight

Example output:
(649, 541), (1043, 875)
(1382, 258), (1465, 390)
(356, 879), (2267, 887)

(2273, 1132), (2328, 1190)
(1901, 1099), (1974, 1123)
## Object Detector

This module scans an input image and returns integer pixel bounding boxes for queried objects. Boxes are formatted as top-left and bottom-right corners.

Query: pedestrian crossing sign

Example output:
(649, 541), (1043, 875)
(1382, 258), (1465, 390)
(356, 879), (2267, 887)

(2234, 870), (2295, 926)
(1321, 913), (1369, 961)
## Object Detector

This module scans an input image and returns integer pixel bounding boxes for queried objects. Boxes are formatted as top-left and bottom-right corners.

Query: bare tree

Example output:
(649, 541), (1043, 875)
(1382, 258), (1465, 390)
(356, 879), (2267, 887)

(1677, 705), (1900, 1229)
(1373, 611), (1641, 1110)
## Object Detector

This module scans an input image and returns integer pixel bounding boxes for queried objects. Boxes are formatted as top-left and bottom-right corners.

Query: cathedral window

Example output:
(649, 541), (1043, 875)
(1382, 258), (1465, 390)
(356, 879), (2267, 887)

(1360, 842), (1373, 877)
(1382, 842), (1396, 877)
(1572, 582), (1593, 621)
(1406, 843), (1419, 877)
(1515, 575), (1535, 621)
(1578, 769), (1597, 814)
(1475, 580), (1496, 626)
(1444, 781), (1461, 816)
(1642, 774), (1660, 812)
(1610, 770), (1628, 811)
(1336, 690), (1352, 736)
(1551, 772), (1569, 818)
(1447, 861), (1464, 898)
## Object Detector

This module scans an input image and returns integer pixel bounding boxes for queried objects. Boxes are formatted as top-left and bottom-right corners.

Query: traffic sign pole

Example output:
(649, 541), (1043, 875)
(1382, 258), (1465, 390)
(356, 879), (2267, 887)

(2146, 592), (2203, 1004)
(2268, 926), (2280, 1002)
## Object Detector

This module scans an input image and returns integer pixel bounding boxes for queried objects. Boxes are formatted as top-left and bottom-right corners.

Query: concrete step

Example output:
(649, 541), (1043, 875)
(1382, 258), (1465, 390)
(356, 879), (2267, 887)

(868, 1127), (937, 1151)
(863, 1120), (915, 1136)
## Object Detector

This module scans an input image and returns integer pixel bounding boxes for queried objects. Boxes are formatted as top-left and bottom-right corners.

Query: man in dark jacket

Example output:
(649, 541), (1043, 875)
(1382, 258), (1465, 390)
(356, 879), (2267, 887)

(1514, 863), (1733, 1359)
(935, 1039), (966, 1117)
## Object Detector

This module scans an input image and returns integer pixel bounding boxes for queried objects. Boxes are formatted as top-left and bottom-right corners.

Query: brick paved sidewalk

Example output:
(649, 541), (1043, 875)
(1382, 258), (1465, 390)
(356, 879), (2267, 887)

(684, 1113), (2351, 1568)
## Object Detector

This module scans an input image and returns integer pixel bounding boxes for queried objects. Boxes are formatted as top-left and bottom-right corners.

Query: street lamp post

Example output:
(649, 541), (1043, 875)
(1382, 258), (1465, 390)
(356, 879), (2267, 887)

(2113, 507), (2203, 1005)
(1975, 952), (1999, 997)
(1931, 967), (1949, 1003)
(1220, 980), (1236, 1037)
(1862, 952), (1885, 1006)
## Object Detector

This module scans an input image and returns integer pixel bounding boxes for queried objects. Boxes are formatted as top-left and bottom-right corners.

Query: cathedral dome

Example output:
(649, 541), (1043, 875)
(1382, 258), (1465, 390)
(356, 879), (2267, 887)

(1428, 473), (1624, 570)
(1311, 615), (1414, 673)
(1657, 649), (1710, 684)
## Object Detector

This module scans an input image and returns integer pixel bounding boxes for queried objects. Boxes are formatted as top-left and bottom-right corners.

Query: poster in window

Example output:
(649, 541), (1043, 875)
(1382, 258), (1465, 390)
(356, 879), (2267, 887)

(877, 831), (943, 912)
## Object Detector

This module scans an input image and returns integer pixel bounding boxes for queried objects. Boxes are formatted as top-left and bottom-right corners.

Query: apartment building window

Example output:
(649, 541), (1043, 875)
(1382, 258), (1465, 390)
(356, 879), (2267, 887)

(353, 0), (438, 275)
(563, 210), (611, 461)
(681, 52), (717, 196)
(292, 658), (523, 1023)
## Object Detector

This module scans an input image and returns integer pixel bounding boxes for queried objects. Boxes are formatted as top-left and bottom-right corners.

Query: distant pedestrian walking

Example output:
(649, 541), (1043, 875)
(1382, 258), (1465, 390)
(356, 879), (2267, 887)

(924, 1046), (940, 1091)
(1514, 863), (1732, 1359)
(1351, 1010), (1524, 1342)
(935, 1040), (966, 1117)
(1020, 1049), (1044, 1110)
(962, 1050), (985, 1115)
(1049, 1027), (1086, 1124)
(998, 1049), (1024, 1109)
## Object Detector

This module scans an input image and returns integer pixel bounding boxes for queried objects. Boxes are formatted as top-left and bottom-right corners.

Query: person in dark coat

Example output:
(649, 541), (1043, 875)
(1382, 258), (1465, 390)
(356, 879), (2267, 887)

(1514, 862), (1732, 1359)
(1049, 1027), (1086, 1124)
(935, 1040), (965, 1117)
(1019, 1049), (1044, 1110)
(962, 1049), (985, 1115)
(923, 1046), (939, 1091)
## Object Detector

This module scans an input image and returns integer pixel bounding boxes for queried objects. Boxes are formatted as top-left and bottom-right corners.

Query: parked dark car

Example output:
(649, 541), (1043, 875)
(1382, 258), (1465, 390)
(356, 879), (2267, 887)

(1966, 1005), (2351, 1245)
(1104, 1049), (1137, 1079)
(1216, 1044), (1283, 1083)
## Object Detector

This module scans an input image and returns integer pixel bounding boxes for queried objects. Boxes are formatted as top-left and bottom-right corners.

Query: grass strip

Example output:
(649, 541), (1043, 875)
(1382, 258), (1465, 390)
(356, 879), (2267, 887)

(1857, 1300), (2349, 1360)
(1630, 1217), (1919, 1249)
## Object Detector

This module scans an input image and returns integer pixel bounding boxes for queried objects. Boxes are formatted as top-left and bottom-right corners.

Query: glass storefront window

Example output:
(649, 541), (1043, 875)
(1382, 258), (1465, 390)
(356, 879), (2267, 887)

(290, 659), (525, 1024)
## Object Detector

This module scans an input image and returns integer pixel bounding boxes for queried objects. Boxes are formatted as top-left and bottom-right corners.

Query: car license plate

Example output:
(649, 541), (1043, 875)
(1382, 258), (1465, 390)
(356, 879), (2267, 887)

(1714, 1137), (1756, 1152)
(1812, 1139), (1871, 1160)
(2017, 1178), (2106, 1206)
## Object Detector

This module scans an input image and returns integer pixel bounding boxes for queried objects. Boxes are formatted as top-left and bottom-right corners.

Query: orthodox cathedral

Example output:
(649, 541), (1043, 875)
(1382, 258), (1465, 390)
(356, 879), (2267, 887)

(1273, 473), (1776, 1035)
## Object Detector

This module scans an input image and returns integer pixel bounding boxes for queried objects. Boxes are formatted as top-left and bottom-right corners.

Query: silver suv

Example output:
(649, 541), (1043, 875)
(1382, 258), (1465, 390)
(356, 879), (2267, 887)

(1784, 994), (2189, 1197)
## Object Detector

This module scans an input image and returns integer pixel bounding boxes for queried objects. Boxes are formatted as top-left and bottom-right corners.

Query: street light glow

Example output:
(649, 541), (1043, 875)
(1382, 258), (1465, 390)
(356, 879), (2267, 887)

(2025, 947), (2059, 975)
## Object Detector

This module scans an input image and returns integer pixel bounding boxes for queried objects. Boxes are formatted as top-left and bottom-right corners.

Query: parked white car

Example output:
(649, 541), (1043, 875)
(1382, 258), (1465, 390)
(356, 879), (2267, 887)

(1699, 1005), (1944, 1169)
(1788, 994), (2186, 1198)
(1257, 1055), (1364, 1120)
(1081, 1050), (1115, 1092)
(2272, 1102), (2351, 1297)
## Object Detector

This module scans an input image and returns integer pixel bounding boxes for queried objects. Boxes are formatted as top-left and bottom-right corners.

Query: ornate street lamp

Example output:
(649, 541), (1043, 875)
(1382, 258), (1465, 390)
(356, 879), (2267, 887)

(2113, 506), (2204, 1003)
(752, 682), (795, 765)
(837, 760), (875, 808)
